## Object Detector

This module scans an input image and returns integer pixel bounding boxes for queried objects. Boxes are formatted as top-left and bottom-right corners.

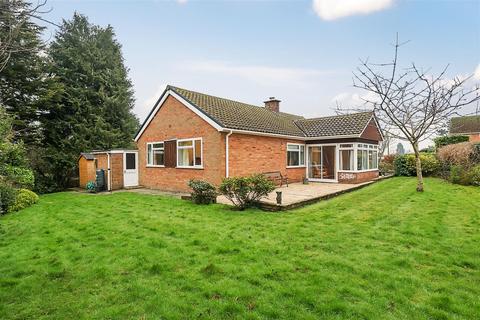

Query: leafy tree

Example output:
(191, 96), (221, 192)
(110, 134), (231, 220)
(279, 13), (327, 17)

(37, 13), (139, 191)
(0, 0), (47, 145)
(0, 105), (34, 213)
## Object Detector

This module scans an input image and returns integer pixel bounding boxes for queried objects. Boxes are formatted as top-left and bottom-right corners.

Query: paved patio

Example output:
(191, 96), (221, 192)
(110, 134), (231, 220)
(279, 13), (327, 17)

(217, 180), (376, 211)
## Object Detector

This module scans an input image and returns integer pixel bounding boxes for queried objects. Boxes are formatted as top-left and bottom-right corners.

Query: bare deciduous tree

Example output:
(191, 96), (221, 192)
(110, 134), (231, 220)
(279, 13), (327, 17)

(352, 35), (480, 191)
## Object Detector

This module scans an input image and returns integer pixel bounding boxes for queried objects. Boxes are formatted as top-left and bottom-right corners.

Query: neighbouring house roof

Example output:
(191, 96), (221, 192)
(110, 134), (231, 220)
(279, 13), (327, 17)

(294, 112), (374, 137)
(450, 115), (480, 134)
(135, 85), (380, 140)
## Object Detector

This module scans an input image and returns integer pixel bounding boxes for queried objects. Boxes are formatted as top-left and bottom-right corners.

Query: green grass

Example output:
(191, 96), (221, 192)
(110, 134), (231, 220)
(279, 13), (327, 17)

(0, 178), (479, 319)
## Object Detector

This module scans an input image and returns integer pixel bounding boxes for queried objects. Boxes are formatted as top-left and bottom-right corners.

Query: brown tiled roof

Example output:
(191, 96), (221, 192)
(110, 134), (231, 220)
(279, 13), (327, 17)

(294, 112), (374, 137)
(450, 115), (480, 134)
(136, 86), (377, 139)
(169, 86), (306, 137)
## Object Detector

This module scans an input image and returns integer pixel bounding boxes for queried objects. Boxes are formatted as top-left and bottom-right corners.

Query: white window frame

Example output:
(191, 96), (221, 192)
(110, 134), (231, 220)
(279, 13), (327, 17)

(338, 144), (355, 171)
(286, 143), (306, 168)
(355, 143), (378, 172)
(146, 142), (165, 167)
(176, 137), (203, 169)
(335, 143), (378, 173)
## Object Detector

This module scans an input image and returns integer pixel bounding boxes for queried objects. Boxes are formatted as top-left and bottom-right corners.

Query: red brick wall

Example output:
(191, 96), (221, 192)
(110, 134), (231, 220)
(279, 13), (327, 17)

(469, 133), (480, 143)
(228, 134), (306, 182)
(94, 153), (124, 190)
(338, 170), (379, 184)
(110, 154), (124, 190)
(137, 95), (226, 192)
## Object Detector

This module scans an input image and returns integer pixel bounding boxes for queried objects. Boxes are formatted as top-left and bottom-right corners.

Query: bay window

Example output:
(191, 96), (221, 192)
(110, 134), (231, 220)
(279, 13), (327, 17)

(356, 144), (378, 171)
(287, 143), (305, 167)
(147, 142), (164, 166)
(177, 138), (202, 168)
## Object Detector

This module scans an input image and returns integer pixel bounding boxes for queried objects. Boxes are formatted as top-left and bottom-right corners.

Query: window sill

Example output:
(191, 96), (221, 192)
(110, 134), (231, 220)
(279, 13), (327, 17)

(176, 166), (204, 170)
(338, 169), (378, 173)
(287, 165), (305, 169)
(146, 165), (165, 168)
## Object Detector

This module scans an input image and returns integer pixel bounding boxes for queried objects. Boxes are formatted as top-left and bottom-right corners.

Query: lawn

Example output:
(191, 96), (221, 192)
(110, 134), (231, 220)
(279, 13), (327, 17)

(0, 178), (479, 319)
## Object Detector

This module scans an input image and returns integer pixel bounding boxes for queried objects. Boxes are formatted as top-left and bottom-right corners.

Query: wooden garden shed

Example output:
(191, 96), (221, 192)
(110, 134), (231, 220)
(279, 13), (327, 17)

(78, 150), (139, 191)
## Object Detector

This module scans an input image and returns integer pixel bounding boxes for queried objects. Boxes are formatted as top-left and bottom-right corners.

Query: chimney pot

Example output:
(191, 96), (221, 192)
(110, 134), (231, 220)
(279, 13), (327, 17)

(264, 97), (281, 112)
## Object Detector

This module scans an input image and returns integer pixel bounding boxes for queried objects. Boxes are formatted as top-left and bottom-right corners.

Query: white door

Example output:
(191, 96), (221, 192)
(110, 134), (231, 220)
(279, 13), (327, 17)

(123, 152), (139, 187)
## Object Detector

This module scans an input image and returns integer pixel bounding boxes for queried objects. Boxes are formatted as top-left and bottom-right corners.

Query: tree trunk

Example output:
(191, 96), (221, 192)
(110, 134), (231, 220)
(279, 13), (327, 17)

(413, 143), (424, 192)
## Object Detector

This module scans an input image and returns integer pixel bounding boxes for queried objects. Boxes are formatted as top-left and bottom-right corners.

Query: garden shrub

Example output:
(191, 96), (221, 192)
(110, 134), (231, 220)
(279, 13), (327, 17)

(449, 165), (464, 185)
(434, 135), (469, 148)
(188, 179), (217, 204)
(394, 153), (439, 177)
(437, 142), (480, 183)
(219, 174), (275, 210)
(8, 189), (39, 213)
(379, 154), (395, 175)
(0, 182), (17, 214)
(86, 181), (96, 193)
(437, 142), (475, 168)
(466, 165), (480, 186)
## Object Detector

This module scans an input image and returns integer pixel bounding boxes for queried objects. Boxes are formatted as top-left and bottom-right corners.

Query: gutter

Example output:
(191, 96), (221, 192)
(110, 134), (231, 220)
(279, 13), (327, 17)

(220, 128), (360, 141)
(225, 130), (233, 177)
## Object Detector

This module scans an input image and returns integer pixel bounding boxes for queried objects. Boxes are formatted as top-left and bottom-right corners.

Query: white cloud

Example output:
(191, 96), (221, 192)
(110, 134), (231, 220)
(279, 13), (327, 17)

(312, 0), (394, 21)
(176, 0), (188, 4)
(184, 60), (336, 87)
(474, 64), (480, 80)
(139, 83), (167, 120)
(331, 90), (379, 108)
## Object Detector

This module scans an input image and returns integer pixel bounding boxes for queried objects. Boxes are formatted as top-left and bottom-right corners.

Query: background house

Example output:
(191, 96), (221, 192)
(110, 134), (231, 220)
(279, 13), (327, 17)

(449, 115), (480, 142)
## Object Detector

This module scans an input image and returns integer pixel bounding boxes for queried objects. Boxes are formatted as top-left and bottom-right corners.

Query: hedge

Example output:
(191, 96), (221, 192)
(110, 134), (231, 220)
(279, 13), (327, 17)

(434, 135), (469, 149)
(394, 153), (439, 177)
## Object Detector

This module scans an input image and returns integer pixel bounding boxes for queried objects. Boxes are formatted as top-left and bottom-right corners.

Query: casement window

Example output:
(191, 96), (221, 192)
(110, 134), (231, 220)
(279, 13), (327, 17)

(356, 143), (378, 170)
(287, 143), (305, 167)
(147, 142), (165, 166)
(339, 144), (354, 171)
(177, 138), (202, 168)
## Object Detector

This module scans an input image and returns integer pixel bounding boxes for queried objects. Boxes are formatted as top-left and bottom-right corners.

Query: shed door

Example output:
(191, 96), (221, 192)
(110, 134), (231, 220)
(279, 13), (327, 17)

(123, 152), (139, 187)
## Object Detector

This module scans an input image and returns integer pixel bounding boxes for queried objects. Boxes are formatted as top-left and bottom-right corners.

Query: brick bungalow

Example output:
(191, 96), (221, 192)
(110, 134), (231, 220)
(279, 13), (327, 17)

(449, 115), (480, 143)
(79, 86), (383, 192)
(133, 85), (383, 192)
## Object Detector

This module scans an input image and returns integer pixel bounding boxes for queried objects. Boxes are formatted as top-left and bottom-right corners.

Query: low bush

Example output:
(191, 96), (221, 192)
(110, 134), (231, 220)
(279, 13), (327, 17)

(0, 182), (17, 214)
(219, 174), (275, 210)
(434, 135), (469, 149)
(394, 153), (439, 177)
(379, 154), (395, 175)
(187, 179), (217, 204)
(86, 181), (96, 193)
(8, 189), (39, 213)
(437, 142), (476, 168)
(449, 165), (465, 185)
(467, 165), (480, 186)
(448, 164), (480, 186)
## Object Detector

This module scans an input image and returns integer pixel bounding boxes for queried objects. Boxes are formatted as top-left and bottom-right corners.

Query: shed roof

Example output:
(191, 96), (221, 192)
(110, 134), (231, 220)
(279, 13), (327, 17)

(79, 153), (95, 160)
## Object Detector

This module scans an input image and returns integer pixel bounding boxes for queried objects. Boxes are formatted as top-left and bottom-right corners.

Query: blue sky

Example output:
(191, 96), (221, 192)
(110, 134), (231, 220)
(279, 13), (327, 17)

(41, 0), (480, 124)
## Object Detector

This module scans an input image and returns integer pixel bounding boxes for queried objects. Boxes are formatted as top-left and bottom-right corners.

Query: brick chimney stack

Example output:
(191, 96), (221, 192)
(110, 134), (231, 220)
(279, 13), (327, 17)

(264, 97), (281, 112)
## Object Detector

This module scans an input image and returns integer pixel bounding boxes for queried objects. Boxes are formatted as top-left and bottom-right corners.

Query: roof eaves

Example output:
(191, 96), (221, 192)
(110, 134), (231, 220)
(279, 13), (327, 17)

(167, 86), (226, 129)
